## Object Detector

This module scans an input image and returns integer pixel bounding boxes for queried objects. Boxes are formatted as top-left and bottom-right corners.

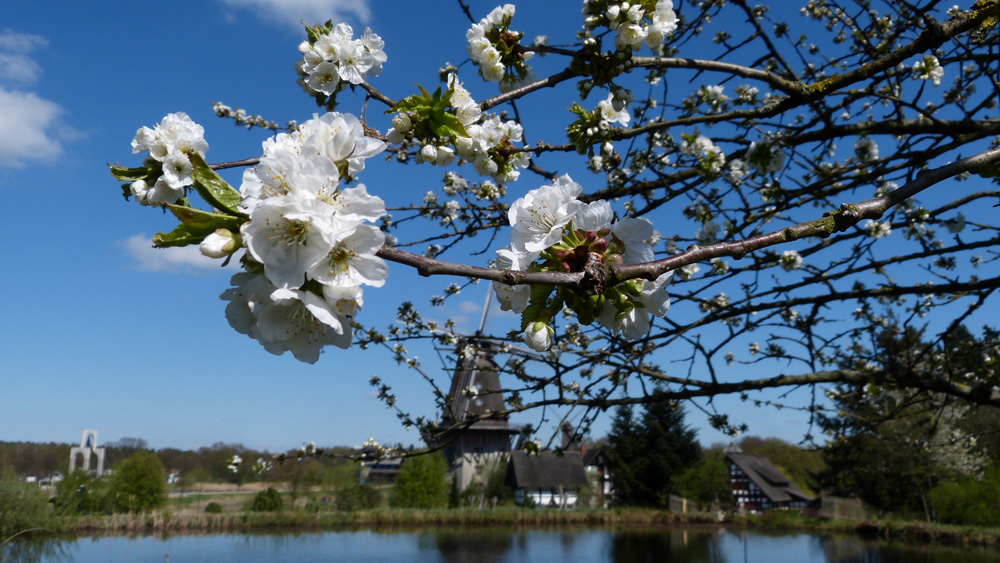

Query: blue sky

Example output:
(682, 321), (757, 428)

(0, 0), (908, 453)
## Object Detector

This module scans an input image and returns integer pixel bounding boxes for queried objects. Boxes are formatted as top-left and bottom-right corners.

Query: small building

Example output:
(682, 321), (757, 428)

(38, 471), (64, 488)
(506, 450), (589, 508)
(360, 455), (404, 483)
(582, 446), (614, 506)
(724, 446), (812, 512)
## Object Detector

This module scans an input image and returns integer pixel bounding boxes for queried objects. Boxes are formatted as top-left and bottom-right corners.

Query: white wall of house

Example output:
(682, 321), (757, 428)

(514, 488), (580, 508)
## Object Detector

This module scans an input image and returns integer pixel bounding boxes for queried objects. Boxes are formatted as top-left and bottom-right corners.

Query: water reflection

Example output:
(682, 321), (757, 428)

(0, 535), (73, 563)
(6, 527), (1000, 562)
(610, 528), (718, 563)
(819, 534), (1000, 563)
(429, 528), (513, 563)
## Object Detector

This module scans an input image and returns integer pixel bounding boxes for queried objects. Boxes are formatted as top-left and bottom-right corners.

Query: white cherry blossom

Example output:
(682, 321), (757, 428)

(256, 287), (354, 363)
(494, 245), (540, 314)
(242, 194), (337, 289)
(780, 250), (803, 271)
(509, 174), (584, 252)
(306, 223), (389, 289)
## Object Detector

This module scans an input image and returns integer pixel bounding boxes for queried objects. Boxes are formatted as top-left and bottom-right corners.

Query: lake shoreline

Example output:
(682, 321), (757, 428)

(27, 509), (1000, 551)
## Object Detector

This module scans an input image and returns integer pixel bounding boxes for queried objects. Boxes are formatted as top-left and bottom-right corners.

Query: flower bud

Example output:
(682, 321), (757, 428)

(524, 321), (554, 352)
(435, 146), (456, 166)
(419, 144), (438, 163)
(392, 112), (412, 133)
(200, 229), (240, 258)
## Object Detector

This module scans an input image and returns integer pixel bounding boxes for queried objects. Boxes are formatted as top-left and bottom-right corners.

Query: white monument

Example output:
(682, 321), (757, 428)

(69, 429), (106, 475)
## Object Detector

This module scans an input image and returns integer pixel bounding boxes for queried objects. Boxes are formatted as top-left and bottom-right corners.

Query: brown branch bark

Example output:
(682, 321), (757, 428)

(378, 146), (1000, 289)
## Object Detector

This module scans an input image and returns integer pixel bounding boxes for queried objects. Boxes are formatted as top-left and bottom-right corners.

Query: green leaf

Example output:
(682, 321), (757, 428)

(152, 224), (214, 248)
(521, 284), (556, 331)
(187, 151), (246, 218)
(163, 203), (243, 232)
(109, 163), (155, 182)
(151, 203), (244, 248)
(431, 112), (469, 139)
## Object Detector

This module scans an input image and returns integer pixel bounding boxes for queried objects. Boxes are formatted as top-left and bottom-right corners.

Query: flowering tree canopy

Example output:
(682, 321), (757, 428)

(112, 0), (1000, 447)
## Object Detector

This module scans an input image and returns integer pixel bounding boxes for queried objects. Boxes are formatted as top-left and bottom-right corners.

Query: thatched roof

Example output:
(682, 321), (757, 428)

(506, 451), (589, 490)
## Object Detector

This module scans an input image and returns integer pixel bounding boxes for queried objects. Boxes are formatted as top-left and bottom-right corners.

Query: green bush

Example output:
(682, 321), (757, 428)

(250, 487), (283, 512)
(929, 465), (1000, 527)
(336, 483), (381, 511)
(53, 470), (107, 515)
(204, 502), (223, 514)
(390, 451), (449, 509)
(107, 452), (167, 513)
(460, 460), (513, 507)
(0, 469), (57, 542)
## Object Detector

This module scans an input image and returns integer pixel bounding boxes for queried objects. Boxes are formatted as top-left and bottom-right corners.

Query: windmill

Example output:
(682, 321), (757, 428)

(436, 287), (525, 491)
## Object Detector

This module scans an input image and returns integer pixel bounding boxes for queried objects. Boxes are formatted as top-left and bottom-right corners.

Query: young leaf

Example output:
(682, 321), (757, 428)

(187, 151), (246, 218)
(163, 203), (244, 232)
(152, 224), (215, 248)
(109, 163), (155, 182)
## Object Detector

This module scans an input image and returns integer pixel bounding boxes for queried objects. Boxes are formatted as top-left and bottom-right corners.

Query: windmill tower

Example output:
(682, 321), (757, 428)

(438, 339), (522, 491)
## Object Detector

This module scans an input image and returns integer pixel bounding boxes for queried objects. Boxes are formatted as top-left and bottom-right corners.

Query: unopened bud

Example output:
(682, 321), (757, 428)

(200, 229), (240, 258)
(392, 112), (412, 133)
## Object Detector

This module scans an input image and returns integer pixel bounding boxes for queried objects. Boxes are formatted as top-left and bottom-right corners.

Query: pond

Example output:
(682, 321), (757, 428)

(5, 528), (1000, 562)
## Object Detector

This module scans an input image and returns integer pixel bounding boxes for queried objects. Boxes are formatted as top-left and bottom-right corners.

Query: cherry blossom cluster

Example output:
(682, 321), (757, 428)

(387, 75), (480, 168)
(466, 4), (534, 91)
(745, 138), (787, 175)
(493, 175), (672, 351)
(854, 137), (879, 163)
(582, 0), (678, 52)
(218, 113), (390, 363)
(567, 92), (631, 156)
(297, 23), (386, 100)
(128, 112), (209, 206)
(679, 132), (726, 176)
(911, 55), (944, 86)
(780, 250), (804, 271)
(386, 74), (528, 183)
(685, 84), (729, 113)
(456, 115), (530, 183)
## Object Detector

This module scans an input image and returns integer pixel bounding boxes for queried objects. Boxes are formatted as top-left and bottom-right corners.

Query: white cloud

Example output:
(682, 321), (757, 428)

(0, 29), (48, 53)
(0, 30), (75, 169)
(0, 52), (42, 85)
(0, 29), (47, 86)
(0, 88), (65, 167)
(120, 233), (239, 274)
(216, 0), (371, 30)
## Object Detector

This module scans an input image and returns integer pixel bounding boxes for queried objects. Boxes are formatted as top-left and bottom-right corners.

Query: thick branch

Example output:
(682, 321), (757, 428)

(631, 56), (803, 94)
(378, 147), (1000, 289)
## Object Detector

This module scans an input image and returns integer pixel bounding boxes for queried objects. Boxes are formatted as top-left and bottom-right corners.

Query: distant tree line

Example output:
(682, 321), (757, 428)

(0, 439), (359, 486)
